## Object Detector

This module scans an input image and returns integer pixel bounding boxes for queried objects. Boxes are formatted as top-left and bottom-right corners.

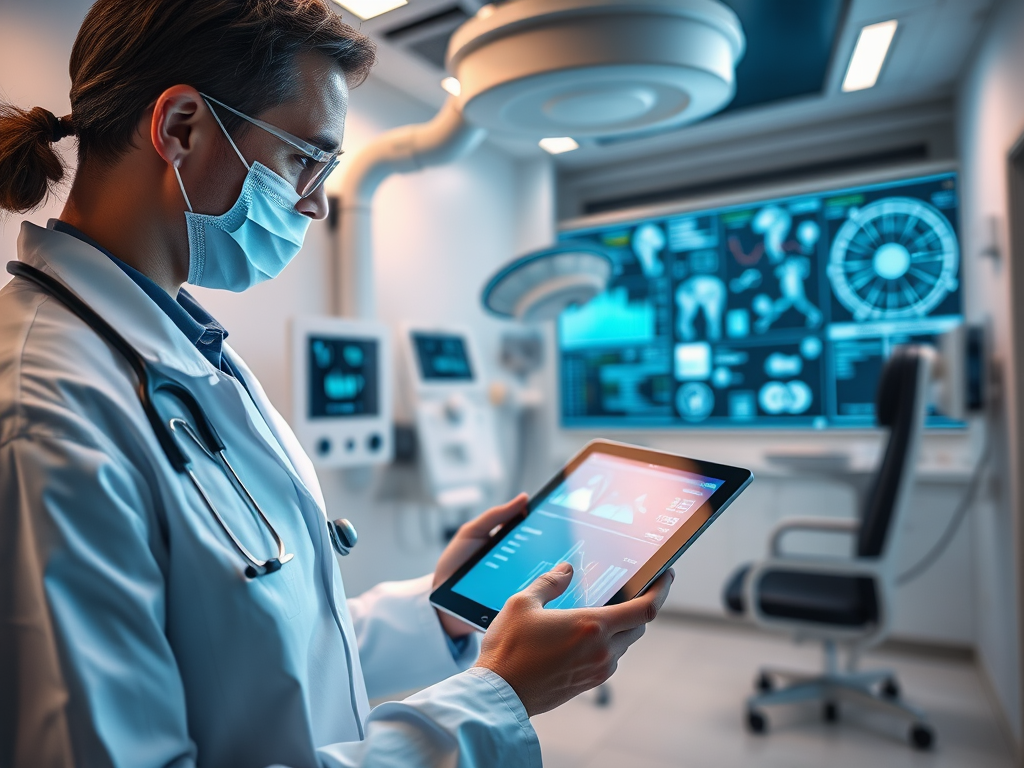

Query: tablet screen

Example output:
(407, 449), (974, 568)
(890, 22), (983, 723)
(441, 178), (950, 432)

(452, 452), (724, 611)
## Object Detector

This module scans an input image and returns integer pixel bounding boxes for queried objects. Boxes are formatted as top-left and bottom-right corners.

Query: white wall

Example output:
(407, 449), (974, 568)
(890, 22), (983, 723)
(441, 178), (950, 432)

(0, 0), (91, 277)
(956, 0), (1024, 748)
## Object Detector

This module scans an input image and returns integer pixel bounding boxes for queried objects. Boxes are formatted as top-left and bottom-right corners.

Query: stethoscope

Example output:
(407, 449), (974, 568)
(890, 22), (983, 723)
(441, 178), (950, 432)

(8, 262), (358, 576)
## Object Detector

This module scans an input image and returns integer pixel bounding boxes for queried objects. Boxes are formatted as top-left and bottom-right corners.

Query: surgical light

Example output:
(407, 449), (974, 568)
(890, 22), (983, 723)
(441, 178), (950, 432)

(842, 20), (898, 92)
(539, 137), (579, 155)
(441, 77), (462, 97)
(335, 0), (407, 21)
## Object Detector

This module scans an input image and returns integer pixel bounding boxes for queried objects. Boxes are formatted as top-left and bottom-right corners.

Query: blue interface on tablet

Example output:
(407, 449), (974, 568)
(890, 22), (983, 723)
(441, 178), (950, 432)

(453, 452), (723, 611)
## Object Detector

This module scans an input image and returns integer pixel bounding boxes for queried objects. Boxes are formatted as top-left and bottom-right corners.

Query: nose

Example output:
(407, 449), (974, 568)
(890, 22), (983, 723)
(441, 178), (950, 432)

(296, 183), (330, 221)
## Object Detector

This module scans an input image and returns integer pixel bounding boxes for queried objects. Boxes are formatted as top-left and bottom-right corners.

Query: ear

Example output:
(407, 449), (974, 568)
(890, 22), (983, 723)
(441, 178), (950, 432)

(150, 85), (206, 168)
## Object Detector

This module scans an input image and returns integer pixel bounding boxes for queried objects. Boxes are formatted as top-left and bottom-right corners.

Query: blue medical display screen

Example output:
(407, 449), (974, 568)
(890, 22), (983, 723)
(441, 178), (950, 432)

(558, 172), (962, 428)
(453, 452), (723, 611)
(413, 333), (474, 381)
(308, 336), (378, 418)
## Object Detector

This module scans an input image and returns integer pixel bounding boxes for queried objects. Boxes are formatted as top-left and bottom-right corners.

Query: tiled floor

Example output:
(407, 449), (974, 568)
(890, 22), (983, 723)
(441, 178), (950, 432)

(531, 616), (1016, 768)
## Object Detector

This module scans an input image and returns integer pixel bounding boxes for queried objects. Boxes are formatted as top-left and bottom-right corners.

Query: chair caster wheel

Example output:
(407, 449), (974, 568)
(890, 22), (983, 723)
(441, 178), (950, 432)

(823, 701), (839, 723)
(747, 709), (767, 734)
(910, 723), (934, 750)
(755, 673), (773, 693)
(881, 678), (900, 700)
(594, 684), (611, 707)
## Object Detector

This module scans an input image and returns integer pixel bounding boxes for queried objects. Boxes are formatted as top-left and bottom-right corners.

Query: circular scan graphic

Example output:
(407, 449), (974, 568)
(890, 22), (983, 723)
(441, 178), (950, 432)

(827, 197), (958, 321)
(676, 382), (715, 422)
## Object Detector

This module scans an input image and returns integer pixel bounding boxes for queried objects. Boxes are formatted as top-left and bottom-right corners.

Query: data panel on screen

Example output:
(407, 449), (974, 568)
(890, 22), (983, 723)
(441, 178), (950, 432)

(558, 172), (962, 429)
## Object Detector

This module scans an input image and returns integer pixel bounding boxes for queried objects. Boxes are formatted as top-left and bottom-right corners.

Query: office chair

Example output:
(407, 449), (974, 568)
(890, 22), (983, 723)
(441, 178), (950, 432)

(723, 345), (935, 750)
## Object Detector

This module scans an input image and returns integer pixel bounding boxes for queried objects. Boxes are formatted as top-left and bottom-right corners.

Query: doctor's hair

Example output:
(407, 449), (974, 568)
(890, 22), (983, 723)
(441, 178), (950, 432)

(0, 0), (376, 214)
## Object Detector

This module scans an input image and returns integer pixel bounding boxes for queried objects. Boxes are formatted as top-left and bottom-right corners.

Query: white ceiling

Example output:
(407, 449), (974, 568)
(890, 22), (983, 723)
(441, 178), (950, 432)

(340, 0), (996, 167)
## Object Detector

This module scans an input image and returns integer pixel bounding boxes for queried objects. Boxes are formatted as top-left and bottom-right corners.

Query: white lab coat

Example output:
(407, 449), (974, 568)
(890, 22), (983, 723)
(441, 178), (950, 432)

(0, 223), (541, 768)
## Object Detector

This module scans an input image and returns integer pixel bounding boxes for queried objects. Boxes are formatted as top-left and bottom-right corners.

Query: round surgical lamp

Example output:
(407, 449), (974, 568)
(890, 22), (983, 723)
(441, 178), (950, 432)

(337, 0), (745, 320)
(448, 0), (746, 138)
(482, 242), (614, 322)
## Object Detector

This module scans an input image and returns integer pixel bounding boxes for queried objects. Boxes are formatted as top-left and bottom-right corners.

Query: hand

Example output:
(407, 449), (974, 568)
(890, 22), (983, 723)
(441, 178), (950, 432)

(474, 564), (674, 717)
(433, 493), (529, 638)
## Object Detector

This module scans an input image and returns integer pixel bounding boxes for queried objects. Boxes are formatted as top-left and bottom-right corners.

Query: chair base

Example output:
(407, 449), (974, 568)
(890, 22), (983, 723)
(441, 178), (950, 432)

(745, 652), (935, 750)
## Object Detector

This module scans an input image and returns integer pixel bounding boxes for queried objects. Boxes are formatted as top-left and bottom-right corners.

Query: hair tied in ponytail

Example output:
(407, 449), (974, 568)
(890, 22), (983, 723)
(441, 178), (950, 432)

(45, 111), (76, 143)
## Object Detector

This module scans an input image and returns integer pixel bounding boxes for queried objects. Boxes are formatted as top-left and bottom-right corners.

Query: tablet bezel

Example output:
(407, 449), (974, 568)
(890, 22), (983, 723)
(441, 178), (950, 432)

(429, 439), (753, 632)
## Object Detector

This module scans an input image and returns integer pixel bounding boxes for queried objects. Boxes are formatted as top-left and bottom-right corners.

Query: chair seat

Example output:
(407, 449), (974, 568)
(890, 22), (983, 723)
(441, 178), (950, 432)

(724, 564), (879, 627)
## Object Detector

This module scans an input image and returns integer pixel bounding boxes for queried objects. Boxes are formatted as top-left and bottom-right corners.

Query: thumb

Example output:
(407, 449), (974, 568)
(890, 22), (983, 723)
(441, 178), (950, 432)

(524, 562), (574, 606)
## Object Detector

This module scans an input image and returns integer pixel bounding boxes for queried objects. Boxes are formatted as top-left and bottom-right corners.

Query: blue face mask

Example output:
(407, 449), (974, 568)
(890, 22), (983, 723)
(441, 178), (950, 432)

(173, 109), (311, 293)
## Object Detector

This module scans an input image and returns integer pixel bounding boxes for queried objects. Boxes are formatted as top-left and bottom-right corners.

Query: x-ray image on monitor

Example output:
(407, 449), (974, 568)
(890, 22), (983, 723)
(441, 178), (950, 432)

(558, 171), (963, 429)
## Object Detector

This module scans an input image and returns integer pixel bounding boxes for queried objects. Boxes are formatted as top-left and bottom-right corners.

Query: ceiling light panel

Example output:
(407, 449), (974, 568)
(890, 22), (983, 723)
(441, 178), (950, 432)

(842, 20), (898, 92)
(539, 137), (580, 155)
(336, 0), (408, 21)
(441, 77), (462, 96)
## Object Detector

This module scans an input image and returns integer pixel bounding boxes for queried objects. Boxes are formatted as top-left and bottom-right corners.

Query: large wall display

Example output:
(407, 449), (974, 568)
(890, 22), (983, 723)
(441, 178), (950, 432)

(558, 172), (962, 428)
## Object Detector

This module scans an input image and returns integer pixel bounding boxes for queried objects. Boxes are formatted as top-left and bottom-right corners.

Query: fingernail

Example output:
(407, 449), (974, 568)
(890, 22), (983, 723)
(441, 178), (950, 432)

(669, 568), (676, 582)
(555, 562), (572, 575)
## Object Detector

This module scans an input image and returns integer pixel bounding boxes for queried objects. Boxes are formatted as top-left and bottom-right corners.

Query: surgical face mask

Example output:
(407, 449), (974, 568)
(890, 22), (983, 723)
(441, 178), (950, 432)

(173, 104), (312, 293)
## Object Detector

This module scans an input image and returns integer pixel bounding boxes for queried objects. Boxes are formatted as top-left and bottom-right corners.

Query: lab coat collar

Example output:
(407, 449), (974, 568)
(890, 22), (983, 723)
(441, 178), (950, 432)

(16, 222), (215, 378)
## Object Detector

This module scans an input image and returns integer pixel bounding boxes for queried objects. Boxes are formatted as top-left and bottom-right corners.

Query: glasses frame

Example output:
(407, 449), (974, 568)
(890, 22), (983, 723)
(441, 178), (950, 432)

(200, 93), (342, 199)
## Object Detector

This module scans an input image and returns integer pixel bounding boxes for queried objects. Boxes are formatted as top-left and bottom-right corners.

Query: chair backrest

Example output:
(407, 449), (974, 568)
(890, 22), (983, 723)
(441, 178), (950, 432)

(856, 346), (930, 559)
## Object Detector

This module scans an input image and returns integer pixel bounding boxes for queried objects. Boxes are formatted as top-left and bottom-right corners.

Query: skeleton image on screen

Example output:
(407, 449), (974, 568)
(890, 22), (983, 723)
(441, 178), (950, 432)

(752, 255), (823, 333)
(632, 222), (667, 278)
(676, 275), (726, 341)
(557, 172), (963, 428)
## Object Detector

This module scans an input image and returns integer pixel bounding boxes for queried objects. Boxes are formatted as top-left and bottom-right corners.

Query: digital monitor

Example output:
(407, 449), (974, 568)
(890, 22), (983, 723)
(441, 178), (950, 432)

(413, 332), (475, 381)
(558, 171), (962, 429)
(308, 336), (379, 419)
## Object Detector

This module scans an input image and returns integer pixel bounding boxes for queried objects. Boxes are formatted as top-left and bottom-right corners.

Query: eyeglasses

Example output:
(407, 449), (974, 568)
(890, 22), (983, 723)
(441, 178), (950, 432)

(201, 93), (343, 199)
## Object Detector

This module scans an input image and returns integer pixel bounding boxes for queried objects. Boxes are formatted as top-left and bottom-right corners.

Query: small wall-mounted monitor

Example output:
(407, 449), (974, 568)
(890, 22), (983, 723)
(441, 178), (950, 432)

(400, 324), (502, 508)
(292, 316), (393, 467)
(557, 170), (963, 429)
(412, 332), (475, 381)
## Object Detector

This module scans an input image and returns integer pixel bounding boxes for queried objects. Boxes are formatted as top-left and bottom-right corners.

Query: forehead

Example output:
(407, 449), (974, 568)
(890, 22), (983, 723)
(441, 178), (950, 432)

(260, 51), (349, 148)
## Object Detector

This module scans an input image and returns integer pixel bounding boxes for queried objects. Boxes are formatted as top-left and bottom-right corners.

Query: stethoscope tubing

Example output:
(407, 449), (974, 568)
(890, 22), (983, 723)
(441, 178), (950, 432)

(4, 261), (327, 576)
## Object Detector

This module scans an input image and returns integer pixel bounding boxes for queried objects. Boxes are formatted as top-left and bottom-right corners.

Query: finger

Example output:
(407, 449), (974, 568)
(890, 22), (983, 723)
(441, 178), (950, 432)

(459, 493), (528, 537)
(600, 569), (674, 633)
(521, 562), (573, 606)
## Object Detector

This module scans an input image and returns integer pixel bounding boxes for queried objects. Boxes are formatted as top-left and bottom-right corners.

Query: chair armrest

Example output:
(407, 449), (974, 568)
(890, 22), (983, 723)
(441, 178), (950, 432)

(742, 556), (891, 644)
(769, 517), (859, 557)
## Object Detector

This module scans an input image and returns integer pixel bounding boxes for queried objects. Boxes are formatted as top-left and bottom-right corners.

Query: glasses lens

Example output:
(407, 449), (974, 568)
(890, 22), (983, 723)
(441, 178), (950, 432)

(298, 156), (340, 199)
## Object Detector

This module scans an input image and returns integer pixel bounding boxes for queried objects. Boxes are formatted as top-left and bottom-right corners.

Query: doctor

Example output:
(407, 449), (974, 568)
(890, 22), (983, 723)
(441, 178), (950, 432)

(0, 1), (672, 766)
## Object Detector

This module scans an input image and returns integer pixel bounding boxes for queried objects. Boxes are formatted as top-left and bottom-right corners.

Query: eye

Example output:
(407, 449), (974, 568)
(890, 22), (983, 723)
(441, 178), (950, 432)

(295, 154), (314, 170)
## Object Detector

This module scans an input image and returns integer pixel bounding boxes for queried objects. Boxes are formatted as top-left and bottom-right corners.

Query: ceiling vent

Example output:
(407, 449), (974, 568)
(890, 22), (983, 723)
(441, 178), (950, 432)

(382, 5), (471, 70)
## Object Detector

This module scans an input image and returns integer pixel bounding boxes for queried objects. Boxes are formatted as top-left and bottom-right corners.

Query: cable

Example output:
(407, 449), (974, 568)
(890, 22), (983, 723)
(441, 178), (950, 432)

(896, 437), (993, 585)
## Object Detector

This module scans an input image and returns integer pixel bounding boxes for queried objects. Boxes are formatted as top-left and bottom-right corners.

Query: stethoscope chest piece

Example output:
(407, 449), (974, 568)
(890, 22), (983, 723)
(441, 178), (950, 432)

(330, 518), (358, 556)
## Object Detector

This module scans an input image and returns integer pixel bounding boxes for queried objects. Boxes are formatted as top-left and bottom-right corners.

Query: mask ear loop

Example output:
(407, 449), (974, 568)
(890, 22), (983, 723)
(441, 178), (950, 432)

(204, 97), (251, 171)
(173, 160), (194, 213)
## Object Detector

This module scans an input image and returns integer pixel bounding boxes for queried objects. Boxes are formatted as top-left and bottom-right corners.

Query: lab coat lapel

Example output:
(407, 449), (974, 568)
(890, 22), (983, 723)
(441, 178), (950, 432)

(16, 222), (212, 378)
(224, 346), (329, 514)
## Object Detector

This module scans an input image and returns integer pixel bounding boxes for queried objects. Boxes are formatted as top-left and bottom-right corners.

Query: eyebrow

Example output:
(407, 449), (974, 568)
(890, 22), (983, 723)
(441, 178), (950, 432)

(306, 133), (341, 153)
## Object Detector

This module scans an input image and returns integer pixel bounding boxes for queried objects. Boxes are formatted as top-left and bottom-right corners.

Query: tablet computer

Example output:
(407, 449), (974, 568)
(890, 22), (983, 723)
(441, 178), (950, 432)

(430, 439), (753, 631)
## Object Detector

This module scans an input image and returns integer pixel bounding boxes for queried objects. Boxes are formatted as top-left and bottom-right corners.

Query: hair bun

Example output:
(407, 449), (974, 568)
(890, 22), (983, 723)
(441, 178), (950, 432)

(0, 103), (69, 212)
